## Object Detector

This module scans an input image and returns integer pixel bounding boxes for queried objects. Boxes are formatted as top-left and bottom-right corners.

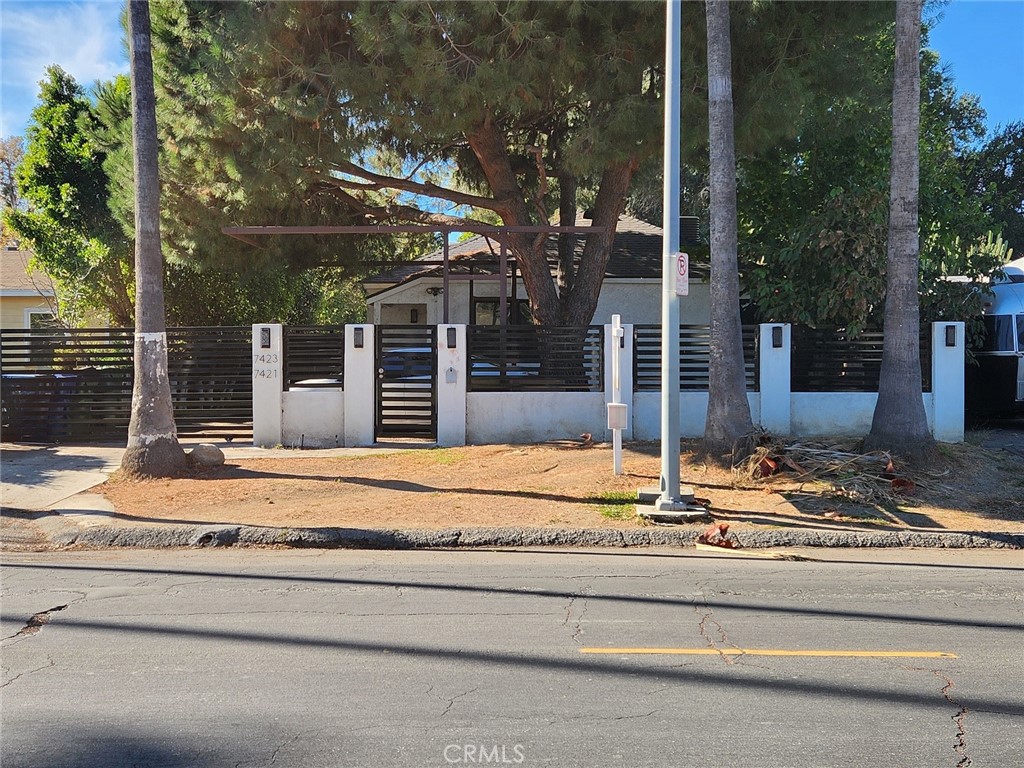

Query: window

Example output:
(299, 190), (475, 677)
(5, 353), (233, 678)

(981, 315), (1016, 352)
(25, 309), (57, 329)
(1017, 315), (1024, 353)
(471, 299), (533, 326)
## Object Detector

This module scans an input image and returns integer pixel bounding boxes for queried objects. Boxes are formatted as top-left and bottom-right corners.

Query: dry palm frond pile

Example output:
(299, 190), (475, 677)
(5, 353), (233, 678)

(736, 439), (947, 506)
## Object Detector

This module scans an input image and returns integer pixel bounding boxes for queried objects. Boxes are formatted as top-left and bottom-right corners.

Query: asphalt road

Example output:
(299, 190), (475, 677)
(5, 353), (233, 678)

(2, 548), (1022, 768)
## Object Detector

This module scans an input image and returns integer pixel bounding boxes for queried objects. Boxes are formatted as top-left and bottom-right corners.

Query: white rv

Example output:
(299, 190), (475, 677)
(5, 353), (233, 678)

(966, 256), (1024, 418)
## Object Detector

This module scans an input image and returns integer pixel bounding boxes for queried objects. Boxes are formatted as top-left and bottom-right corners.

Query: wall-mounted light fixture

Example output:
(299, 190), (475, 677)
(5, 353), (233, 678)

(446, 327), (457, 349)
(260, 327), (271, 349)
(945, 324), (957, 347)
(426, 287), (444, 296)
(772, 325), (783, 349)
(353, 327), (364, 349)
(410, 308), (419, 324)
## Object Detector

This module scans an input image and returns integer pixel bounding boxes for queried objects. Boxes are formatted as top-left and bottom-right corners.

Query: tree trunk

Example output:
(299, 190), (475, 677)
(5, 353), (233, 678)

(561, 157), (638, 326)
(702, 0), (754, 457)
(121, 0), (187, 478)
(556, 173), (577, 314)
(864, 0), (935, 461)
(467, 117), (560, 326)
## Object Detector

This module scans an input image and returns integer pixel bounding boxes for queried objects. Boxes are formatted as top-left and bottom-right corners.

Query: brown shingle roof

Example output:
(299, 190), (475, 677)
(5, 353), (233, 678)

(0, 249), (54, 294)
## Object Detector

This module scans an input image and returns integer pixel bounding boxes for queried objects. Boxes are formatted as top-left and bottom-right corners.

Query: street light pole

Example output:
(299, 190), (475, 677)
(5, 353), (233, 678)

(641, 0), (706, 520)
(658, 0), (683, 510)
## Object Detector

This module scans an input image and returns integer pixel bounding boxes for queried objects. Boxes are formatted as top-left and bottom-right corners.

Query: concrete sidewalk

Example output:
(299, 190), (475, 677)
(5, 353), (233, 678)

(2, 440), (1023, 552)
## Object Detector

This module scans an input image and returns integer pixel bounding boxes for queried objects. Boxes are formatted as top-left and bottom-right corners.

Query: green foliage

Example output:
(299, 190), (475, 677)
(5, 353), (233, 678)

(961, 122), (1024, 255)
(148, 0), (666, 325)
(5, 66), (134, 326)
(738, 27), (1004, 333)
(630, 1), (892, 224)
(149, 0), (439, 276)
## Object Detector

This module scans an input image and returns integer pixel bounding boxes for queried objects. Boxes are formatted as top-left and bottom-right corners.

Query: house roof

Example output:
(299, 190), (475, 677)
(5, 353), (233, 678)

(364, 213), (704, 289)
(0, 249), (55, 295)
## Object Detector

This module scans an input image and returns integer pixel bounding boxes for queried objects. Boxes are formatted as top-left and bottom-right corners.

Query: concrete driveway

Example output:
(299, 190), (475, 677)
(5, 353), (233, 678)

(0, 444), (124, 511)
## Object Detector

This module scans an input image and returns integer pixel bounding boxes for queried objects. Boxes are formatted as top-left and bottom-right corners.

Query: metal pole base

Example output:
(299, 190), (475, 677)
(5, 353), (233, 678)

(635, 485), (710, 523)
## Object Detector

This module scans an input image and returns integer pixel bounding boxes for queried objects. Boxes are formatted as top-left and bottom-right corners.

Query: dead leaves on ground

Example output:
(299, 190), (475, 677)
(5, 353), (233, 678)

(738, 439), (944, 506)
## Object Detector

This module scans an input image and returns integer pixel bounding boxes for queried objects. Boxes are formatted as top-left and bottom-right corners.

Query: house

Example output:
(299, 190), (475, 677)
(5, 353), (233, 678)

(0, 247), (57, 329)
(363, 214), (712, 326)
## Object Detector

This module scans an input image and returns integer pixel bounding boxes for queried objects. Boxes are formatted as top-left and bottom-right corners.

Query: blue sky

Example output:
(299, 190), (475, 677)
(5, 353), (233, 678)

(1, 0), (1022, 140)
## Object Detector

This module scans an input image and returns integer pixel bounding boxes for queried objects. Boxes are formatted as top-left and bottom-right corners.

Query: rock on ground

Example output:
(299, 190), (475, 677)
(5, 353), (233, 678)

(189, 443), (225, 467)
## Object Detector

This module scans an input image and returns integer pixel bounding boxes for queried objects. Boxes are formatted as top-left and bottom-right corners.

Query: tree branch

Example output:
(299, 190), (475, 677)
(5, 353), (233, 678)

(316, 184), (498, 233)
(325, 159), (502, 212)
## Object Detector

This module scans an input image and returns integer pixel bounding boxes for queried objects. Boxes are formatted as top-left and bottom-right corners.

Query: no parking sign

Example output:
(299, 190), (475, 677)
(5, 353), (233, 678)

(675, 252), (689, 296)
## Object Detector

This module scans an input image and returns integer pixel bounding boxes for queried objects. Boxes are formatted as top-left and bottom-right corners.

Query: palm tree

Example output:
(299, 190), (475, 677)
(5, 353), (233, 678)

(865, 0), (935, 460)
(703, 0), (754, 457)
(120, 0), (187, 477)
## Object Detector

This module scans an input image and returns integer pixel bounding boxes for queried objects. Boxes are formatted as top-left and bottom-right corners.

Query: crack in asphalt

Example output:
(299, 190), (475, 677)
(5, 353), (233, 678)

(692, 583), (772, 671)
(426, 685), (480, 718)
(562, 579), (595, 644)
(935, 671), (972, 768)
(0, 655), (54, 688)
(693, 589), (740, 666)
(903, 666), (972, 767)
(546, 709), (660, 725)
(1, 604), (69, 642)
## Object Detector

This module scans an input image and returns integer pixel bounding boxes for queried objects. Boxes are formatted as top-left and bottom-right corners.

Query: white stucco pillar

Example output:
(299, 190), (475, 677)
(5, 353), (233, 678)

(758, 323), (791, 436)
(931, 321), (965, 442)
(436, 324), (467, 447)
(344, 324), (376, 446)
(604, 322), (634, 440)
(252, 324), (283, 447)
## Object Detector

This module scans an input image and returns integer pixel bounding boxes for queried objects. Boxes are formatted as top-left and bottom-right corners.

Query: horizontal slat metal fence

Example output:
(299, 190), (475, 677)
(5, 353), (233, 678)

(790, 327), (932, 392)
(467, 326), (604, 392)
(634, 325), (759, 391)
(283, 326), (345, 389)
(1, 327), (253, 441)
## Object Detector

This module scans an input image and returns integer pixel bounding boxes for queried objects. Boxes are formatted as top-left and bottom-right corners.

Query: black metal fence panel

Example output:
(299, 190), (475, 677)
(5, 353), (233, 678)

(790, 326), (932, 393)
(634, 325), (759, 391)
(1, 327), (253, 441)
(467, 325), (604, 392)
(283, 326), (345, 389)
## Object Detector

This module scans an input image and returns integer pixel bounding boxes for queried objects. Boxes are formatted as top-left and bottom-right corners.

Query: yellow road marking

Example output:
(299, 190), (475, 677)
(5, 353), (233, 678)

(580, 648), (958, 659)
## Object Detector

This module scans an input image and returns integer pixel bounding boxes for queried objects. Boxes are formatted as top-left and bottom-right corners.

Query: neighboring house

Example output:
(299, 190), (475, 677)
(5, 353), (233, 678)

(363, 214), (713, 326)
(0, 247), (57, 329)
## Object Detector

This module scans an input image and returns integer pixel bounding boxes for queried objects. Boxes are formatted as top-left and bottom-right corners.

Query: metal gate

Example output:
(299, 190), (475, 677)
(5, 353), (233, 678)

(375, 325), (437, 440)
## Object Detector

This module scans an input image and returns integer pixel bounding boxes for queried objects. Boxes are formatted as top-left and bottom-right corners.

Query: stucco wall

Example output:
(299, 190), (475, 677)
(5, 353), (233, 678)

(790, 392), (935, 437)
(593, 280), (711, 325)
(633, 392), (763, 439)
(282, 389), (345, 448)
(467, 392), (606, 444)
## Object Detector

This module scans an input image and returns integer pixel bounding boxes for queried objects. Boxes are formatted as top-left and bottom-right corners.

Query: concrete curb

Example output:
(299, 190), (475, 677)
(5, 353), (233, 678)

(49, 523), (1024, 550)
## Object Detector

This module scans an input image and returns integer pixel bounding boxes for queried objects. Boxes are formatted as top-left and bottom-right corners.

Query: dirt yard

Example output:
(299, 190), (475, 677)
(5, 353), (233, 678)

(94, 438), (1024, 533)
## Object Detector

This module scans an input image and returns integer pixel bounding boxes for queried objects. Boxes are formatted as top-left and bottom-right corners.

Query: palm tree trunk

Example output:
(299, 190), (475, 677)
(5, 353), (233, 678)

(865, 0), (935, 461)
(703, 0), (754, 457)
(121, 0), (187, 477)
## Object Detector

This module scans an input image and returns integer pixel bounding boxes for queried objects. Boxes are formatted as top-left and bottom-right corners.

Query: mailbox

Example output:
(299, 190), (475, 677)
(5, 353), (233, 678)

(606, 403), (628, 431)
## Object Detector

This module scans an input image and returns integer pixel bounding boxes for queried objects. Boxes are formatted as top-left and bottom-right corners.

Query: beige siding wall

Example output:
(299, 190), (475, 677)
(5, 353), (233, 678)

(0, 296), (53, 329)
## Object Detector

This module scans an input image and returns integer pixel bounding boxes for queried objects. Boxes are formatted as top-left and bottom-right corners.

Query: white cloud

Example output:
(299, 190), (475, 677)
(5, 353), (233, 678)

(1, 0), (126, 136)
